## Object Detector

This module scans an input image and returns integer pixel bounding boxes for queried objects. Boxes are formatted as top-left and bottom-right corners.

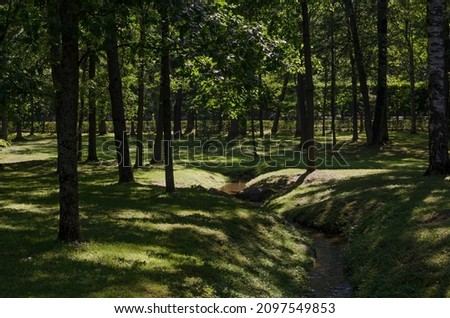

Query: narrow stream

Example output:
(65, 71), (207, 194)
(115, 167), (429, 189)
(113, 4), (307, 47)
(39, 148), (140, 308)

(301, 227), (353, 298)
(219, 181), (353, 298)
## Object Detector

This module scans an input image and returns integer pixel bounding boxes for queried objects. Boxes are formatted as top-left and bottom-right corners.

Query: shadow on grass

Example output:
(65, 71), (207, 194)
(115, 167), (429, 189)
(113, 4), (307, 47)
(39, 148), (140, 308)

(270, 169), (450, 297)
(0, 160), (310, 297)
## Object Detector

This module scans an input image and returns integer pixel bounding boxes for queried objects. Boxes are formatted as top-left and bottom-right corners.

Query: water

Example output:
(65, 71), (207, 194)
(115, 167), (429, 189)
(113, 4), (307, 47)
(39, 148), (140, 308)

(220, 181), (246, 195)
(304, 228), (353, 298)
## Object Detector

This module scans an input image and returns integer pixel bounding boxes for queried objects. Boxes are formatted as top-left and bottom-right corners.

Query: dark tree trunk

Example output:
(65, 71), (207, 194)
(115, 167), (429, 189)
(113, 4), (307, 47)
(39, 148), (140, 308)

(425, 0), (449, 175)
(130, 120), (136, 136)
(404, 18), (417, 134)
(217, 108), (223, 134)
(29, 96), (35, 136)
(372, 0), (389, 145)
(1, 108), (8, 141)
(251, 107), (258, 157)
(322, 66), (328, 137)
(330, 12), (337, 146)
(259, 103), (264, 138)
(344, 0), (373, 144)
(98, 105), (107, 135)
(152, 99), (163, 163)
(87, 53), (98, 161)
(77, 91), (84, 161)
(350, 50), (359, 141)
(301, 0), (316, 170)
(55, 0), (81, 242)
(135, 19), (145, 168)
(240, 118), (247, 137)
(271, 73), (289, 135)
(173, 88), (182, 140)
(296, 73), (307, 144)
(444, 4), (449, 121)
(14, 103), (24, 141)
(185, 109), (195, 134)
(228, 118), (239, 140)
(159, 4), (175, 193)
(105, 12), (134, 183)
(41, 114), (46, 134)
(77, 62), (86, 161)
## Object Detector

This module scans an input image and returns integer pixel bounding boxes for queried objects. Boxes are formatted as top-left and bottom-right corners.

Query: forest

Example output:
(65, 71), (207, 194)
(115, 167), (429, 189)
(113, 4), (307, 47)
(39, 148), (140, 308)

(0, 0), (449, 298)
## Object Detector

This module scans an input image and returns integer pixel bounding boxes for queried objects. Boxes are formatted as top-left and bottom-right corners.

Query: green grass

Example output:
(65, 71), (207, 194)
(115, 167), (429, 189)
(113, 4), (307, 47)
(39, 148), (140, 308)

(0, 135), (311, 297)
(266, 169), (450, 297)
(1, 131), (449, 297)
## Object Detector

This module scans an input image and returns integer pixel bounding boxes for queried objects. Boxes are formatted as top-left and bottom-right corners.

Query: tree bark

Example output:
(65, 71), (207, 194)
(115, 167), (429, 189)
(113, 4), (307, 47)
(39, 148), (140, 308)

(77, 62), (86, 161)
(135, 19), (145, 168)
(0, 108), (7, 141)
(301, 0), (316, 170)
(29, 96), (35, 136)
(87, 52), (98, 161)
(344, 0), (373, 144)
(330, 10), (337, 147)
(271, 73), (289, 135)
(105, 12), (134, 183)
(372, 0), (389, 145)
(350, 50), (359, 141)
(185, 109), (195, 134)
(296, 73), (307, 146)
(98, 105), (107, 135)
(425, 0), (449, 175)
(159, 4), (175, 192)
(152, 97), (163, 163)
(404, 18), (417, 134)
(55, 0), (81, 242)
(14, 103), (24, 141)
(173, 88), (182, 140)
(228, 118), (240, 140)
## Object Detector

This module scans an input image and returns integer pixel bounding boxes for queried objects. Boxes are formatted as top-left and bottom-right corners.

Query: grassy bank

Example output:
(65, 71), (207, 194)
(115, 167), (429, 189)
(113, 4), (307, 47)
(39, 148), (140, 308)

(264, 133), (450, 297)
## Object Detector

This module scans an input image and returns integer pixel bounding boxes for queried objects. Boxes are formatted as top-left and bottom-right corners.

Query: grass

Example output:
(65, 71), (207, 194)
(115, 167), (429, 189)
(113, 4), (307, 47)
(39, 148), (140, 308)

(0, 131), (449, 297)
(0, 135), (311, 297)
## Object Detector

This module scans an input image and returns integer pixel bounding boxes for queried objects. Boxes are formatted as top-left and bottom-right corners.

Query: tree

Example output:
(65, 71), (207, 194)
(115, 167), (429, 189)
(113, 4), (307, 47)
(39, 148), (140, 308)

(425, 0), (449, 175)
(344, 0), (374, 144)
(159, 2), (175, 193)
(87, 52), (98, 161)
(301, 0), (316, 170)
(372, 0), (389, 145)
(105, 9), (134, 183)
(53, 0), (82, 242)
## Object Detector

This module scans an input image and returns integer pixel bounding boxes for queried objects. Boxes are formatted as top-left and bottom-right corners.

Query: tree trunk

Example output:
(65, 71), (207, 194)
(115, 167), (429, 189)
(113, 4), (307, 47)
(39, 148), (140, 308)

(271, 73), (289, 135)
(330, 11), (337, 147)
(251, 107), (258, 157)
(173, 88), (182, 140)
(425, 0), (449, 175)
(301, 0), (316, 170)
(185, 109), (195, 134)
(105, 12), (134, 183)
(87, 52), (98, 161)
(344, 0), (373, 144)
(372, 0), (389, 145)
(228, 118), (239, 140)
(135, 19), (145, 168)
(152, 99), (163, 163)
(322, 66), (328, 137)
(98, 105), (107, 135)
(77, 62), (86, 161)
(1, 108), (7, 141)
(55, 0), (81, 242)
(296, 73), (307, 145)
(405, 18), (417, 134)
(159, 4), (175, 192)
(14, 103), (24, 141)
(350, 50), (359, 141)
(29, 96), (35, 136)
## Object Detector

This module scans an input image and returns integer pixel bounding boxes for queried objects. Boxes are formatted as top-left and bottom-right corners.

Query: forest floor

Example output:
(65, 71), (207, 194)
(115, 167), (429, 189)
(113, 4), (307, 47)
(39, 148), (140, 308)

(0, 131), (449, 297)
